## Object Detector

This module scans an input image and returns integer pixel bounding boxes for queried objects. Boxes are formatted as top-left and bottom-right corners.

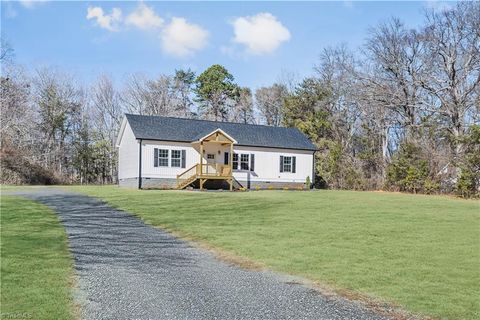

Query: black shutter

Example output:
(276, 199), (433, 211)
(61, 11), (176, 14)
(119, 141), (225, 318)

(181, 150), (186, 168)
(154, 148), (159, 167)
(280, 156), (284, 172)
(224, 152), (229, 165)
(250, 154), (255, 171)
(292, 156), (296, 173)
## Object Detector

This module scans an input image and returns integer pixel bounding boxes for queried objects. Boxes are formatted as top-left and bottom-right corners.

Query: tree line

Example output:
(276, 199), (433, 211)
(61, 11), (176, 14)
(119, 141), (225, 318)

(1, 2), (478, 197)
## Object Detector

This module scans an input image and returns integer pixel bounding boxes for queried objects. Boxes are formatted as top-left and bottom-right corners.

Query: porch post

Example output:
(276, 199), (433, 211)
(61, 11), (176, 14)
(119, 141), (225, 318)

(229, 142), (233, 191)
(200, 141), (203, 176)
(229, 143), (233, 170)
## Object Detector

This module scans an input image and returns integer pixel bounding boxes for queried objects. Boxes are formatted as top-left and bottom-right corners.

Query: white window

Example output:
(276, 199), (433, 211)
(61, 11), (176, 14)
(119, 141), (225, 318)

(283, 156), (292, 172)
(280, 155), (295, 173)
(171, 150), (181, 167)
(233, 153), (239, 170)
(158, 149), (169, 167)
(240, 154), (249, 170)
(207, 154), (215, 160)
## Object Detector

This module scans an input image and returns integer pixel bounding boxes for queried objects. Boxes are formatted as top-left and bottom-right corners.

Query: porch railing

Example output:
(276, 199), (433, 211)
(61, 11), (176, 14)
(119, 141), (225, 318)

(200, 164), (231, 176)
(176, 163), (232, 189)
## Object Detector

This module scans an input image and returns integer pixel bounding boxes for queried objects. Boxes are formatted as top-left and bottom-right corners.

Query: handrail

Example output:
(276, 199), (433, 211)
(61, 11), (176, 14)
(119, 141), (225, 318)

(176, 164), (198, 179)
(176, 164), (199, 188)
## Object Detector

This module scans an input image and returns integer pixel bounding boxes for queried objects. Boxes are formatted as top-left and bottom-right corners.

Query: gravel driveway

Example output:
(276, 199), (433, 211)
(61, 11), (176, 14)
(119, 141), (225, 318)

(14, 188), (388, 320)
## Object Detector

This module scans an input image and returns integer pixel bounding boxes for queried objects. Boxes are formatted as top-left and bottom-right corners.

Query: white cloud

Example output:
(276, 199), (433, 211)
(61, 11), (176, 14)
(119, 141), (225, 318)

(231, 13), (291, 55)
(125, 2), (163, 30)
(86, 6), (122, 32)
(19, 0), (48, 9)
(160, 17), (209, 57)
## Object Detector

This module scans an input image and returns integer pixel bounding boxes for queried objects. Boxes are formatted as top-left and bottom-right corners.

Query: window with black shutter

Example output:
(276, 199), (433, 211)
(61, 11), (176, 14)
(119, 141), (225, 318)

(280, 155), (293, 172)
(250, 154), (255, 171)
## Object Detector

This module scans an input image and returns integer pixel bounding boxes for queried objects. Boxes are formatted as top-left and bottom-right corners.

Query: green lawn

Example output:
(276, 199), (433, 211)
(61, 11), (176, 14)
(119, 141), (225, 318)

(1, 196), (76, 320)
(69, 186), (480, 320)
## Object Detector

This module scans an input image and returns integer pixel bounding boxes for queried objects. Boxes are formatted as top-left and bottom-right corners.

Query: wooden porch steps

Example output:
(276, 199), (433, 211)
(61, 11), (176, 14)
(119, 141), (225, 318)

(177, 175), (198, 189)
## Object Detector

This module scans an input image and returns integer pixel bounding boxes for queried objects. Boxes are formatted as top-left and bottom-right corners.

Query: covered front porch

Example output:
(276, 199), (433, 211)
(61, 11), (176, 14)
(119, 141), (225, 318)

(176, 129), (236, 190)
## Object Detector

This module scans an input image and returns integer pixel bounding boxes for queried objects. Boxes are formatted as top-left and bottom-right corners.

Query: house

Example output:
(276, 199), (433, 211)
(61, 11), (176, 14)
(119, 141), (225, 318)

(116, 114), (317, 190)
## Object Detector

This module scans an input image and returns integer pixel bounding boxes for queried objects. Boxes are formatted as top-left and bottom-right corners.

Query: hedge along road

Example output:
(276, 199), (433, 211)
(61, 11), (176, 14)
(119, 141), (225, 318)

(13, 188), (388, 320)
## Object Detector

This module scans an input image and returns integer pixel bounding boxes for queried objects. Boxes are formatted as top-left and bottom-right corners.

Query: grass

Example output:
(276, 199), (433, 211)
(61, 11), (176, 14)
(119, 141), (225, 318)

(1, 195), (76, 320)
(68, 186), (480, 320)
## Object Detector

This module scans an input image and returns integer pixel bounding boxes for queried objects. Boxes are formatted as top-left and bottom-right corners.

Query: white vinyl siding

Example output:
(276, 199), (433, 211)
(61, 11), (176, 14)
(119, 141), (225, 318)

(118, 121), (139, 179)
(141, 141), (197, 179)
(232, 146), (312, 183)
(126, 138), (313, 183)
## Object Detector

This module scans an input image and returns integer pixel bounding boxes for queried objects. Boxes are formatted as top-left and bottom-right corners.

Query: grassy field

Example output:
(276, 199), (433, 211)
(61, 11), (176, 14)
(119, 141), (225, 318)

(1, 195), (76, 320)
(68, 186), (479, 320)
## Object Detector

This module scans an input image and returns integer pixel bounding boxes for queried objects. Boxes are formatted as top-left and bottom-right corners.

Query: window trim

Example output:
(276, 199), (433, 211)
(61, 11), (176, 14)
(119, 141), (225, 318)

(158, 149), (169, 167)
(240, 154), (250, 170)
(233, 153), (239, 170)
(171, 150), (181, 168)
(282, 156), (292, 173)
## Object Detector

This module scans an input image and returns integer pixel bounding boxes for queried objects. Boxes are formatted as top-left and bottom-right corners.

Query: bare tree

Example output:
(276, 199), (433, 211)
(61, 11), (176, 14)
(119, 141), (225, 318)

(364, 18), (428, 141)
(230, 87), (254, 124)
(255, 84), (287, 126)
(91, 75), (123, 183)
(0, 65), (32, 143)
(0, 38), (14, 63)
(420, 2), (480, 165)
(120, 73), (181, 117)
(33, 67), (83, 178)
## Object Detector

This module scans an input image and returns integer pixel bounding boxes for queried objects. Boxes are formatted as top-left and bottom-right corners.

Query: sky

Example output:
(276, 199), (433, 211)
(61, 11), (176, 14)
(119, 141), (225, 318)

(1, 1), (454, 90)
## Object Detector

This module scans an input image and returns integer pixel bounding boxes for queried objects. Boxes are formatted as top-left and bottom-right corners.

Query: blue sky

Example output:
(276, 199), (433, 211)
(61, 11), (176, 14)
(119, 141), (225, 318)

(1, 1), (449, 89)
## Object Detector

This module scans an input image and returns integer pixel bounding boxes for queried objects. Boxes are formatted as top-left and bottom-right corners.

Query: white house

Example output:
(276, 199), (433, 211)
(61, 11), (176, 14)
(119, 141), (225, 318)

(116, 114), (317, 190)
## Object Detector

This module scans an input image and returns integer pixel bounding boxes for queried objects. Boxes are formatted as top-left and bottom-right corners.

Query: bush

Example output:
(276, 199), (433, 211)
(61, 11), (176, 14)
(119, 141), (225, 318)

(424, 178), (440, 194)
(386, 142), (431, 193)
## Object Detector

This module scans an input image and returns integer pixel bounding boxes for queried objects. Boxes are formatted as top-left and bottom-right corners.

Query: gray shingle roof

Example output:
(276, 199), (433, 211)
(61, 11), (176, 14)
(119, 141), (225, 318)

(125, 114), (317, 151)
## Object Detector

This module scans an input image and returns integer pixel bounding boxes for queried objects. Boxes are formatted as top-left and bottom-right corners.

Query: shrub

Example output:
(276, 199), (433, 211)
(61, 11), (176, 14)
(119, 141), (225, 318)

(424, 178), (440, 194)
(386, 142), (430, 193)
